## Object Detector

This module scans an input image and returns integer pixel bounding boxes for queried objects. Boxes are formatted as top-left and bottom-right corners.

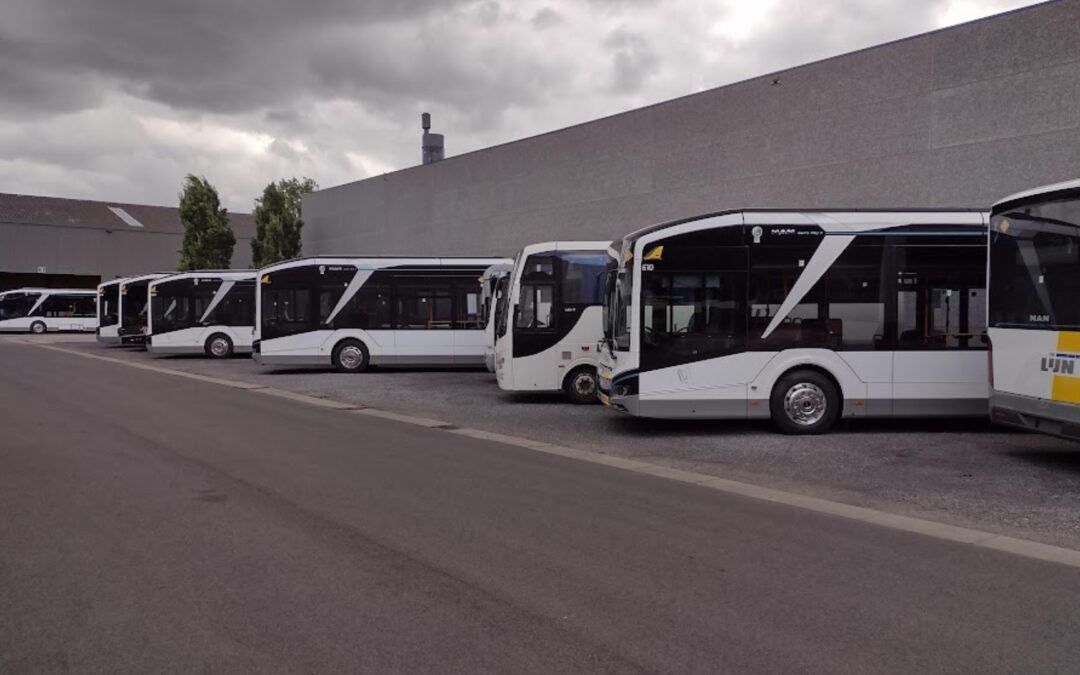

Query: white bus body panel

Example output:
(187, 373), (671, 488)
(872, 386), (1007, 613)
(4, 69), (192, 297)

(497, 305), (604, 392)
(254, 327), (482, 366)
(147, 325), (255, 355)
(0, 316), (97, 333)
(97, 324), (121, 343)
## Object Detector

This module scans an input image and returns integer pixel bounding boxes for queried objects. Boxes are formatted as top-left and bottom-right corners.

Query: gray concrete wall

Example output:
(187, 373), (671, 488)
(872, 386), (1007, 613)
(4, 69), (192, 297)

(304, 0), (1080, 257)
(0, 223), (254, 281)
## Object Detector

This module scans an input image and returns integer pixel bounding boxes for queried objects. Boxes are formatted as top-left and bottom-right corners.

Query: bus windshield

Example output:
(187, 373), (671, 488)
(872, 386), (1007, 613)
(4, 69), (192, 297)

(100, 285), (120, 326)
(0, 293), (38, 320)
(990, 196), (1080, 330)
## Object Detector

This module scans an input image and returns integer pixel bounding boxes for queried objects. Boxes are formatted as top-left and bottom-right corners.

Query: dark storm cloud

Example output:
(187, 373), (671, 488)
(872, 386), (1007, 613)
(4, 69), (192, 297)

(0, 0), (472, 115)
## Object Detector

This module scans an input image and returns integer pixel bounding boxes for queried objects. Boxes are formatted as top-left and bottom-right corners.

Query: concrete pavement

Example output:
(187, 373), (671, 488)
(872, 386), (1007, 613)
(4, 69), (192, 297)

(2, 341), (1079, 673)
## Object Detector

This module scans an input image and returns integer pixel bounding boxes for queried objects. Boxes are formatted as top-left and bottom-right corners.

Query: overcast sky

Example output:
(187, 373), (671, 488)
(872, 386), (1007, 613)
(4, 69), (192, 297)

(0, 0), (1040, 211)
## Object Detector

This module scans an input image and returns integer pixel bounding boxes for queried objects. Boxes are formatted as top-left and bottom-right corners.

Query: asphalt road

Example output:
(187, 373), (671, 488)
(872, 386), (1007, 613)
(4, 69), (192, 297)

(57, 336), (1080, 549)
(2, 341), (1079, 674)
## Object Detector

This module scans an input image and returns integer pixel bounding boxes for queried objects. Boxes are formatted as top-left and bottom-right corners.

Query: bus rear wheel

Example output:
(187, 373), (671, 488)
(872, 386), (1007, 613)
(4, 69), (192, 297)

(205, 334), (233, 359)
(770, 369), (840, 435)
(29, 321), (47, 335)
(332, 339), (370, 373)
(564, 366), (599, 404)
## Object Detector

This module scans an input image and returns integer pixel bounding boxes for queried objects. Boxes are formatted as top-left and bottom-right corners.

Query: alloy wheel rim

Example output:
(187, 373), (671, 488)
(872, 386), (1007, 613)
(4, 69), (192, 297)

(784, 382), (827, 426)
(211, 338), (229, 356)
(574, 373), (597, 397)
(340, 345), (363, 370)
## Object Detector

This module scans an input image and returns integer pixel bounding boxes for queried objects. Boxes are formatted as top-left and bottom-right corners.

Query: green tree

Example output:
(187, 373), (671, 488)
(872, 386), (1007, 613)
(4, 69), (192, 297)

(178, 174), (236, 271)
(251, 177), (318, 268)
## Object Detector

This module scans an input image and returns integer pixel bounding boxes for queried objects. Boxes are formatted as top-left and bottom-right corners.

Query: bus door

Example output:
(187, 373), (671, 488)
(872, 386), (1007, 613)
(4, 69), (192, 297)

(891, 243), (988, 413)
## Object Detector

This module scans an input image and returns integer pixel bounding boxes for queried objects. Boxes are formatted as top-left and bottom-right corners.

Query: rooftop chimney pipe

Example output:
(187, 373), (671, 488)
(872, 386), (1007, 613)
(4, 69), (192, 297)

(421, 112), (444, 165)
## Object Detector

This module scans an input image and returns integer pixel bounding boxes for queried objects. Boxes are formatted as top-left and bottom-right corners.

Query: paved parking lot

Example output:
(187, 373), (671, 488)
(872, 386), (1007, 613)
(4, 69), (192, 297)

(35, 335), (1080, 550)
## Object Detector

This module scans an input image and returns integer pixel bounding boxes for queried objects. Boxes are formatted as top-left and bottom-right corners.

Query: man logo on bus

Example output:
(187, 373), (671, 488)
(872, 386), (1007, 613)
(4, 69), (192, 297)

(1042, 354), (1079, 375)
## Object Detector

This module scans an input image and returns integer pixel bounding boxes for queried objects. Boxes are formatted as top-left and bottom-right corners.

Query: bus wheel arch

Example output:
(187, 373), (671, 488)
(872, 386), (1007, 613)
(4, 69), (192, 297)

(769, 366), (842, 435)
(29, 320), (47, 335)
(563, 365), (599, 404)
(332, 338), (370, 373)
(205, 333), (234, 359)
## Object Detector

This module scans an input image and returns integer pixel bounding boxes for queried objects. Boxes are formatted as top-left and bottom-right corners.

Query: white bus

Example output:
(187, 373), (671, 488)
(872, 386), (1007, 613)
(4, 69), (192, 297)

(0, 288), (97, 333)
(96, 278), (125, 343)
(495, 242), (609, 403)
(988, 179), (1080, 438)
(118, 273), (169, 345)
(480, 263), (513, 372)
(254, 256), (512, 372)
(147, 271), (256, 358)
(598, 209), (989, 434)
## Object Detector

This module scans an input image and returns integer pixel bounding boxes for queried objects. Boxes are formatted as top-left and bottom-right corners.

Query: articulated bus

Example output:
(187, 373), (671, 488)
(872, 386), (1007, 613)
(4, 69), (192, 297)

(598, 209), (989, 434)
(0, 288), (97, 333)
(480, 263), (513, 372)
(495, 242), (609, 403)
(147, 271), (256, 358)
(97, 278), (125, 343)
(988, 179), (1080, 439)
(118, 273), (169, 345)
(254, 256), (512, 372)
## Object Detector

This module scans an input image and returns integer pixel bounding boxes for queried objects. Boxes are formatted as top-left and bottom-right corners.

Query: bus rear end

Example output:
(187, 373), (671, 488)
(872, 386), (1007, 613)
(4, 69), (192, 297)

(989, 180), (1080, 438)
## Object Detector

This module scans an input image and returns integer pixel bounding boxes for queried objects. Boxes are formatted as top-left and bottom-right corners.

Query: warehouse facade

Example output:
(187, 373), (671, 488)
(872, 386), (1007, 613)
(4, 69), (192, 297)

(0, 193), (256, 292)
(303, 0), (1080, 257)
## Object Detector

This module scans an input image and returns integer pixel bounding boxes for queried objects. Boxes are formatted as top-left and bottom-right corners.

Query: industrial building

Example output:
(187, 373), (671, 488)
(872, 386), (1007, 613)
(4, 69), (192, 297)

(0, 193), (255, 291)
(303, 0), (1080, 256)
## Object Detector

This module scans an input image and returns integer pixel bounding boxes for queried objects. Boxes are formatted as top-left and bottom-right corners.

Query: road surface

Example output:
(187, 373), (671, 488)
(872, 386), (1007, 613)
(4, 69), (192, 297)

(1, 342), (1078, 673)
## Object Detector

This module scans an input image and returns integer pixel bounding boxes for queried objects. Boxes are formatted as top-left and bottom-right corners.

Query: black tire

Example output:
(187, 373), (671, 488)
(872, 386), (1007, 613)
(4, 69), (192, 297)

(205, 333), (234, 359)
(563, 366), (599, 404)
(29, 321), (46, 335)
(769, 369), (841, 435)
(332, 339), (370, 373)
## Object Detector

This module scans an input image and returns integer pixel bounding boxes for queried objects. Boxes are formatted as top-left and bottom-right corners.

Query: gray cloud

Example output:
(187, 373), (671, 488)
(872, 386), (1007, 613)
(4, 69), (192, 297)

(0, 0), (1040, 209)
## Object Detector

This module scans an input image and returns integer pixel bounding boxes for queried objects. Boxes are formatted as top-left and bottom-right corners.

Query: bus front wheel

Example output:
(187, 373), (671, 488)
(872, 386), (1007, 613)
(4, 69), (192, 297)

(770, 369), (840, 435)
(563, 366), (599, 404)
(332, 339), (370, 373)
(29, 321), (47, 335)
(205, 334), (233, 359)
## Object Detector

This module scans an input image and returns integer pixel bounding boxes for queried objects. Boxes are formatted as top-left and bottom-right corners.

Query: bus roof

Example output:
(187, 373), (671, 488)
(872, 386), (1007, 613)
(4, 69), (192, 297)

(150, 270), (256, 286)
(260, 256), (513, 274)
(619, 208), (986, 244)
(993, 179), (1080, 211)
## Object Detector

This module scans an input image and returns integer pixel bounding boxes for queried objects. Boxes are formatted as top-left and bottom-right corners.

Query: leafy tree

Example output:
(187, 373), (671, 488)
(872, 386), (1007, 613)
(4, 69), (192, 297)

(178, 174), (236, 271)
(252, 177), (318, 268)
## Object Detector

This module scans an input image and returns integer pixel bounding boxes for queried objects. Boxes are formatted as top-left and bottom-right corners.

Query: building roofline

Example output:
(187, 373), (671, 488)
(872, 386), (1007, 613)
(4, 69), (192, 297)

(313, 0), (1059, 197)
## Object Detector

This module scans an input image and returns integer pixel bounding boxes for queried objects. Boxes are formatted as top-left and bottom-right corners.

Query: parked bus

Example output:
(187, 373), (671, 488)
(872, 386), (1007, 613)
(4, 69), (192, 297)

(495, 242), (609, 403)
(0, 288), (97, 333)
(988, 179), (1080, 438)
(147, 271), (256, 358)
(254, 256), (512, 372)
(118, 273), (168, 345)
(598, 209), (989, 434)
(96, 278), (125, 344)
(480, 263), (513, 372)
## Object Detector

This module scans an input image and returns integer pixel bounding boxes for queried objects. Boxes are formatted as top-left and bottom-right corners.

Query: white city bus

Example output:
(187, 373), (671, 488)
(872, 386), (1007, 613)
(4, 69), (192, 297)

(147, 271), (256, 358)
(254, 256), (512, 371)
(988, 179), (1080, 438)
(96, 278), (125, 343)
(598, 209), (989, 434)
(495, 242), (609, 403)
(0, 288), (97, 333)
(480, 263), (513, 372)
(118, 273), (169, 345)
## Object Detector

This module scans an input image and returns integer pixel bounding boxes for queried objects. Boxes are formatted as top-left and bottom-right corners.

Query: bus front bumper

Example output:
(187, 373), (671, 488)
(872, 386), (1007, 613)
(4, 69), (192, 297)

(991, 391), (1080, 440)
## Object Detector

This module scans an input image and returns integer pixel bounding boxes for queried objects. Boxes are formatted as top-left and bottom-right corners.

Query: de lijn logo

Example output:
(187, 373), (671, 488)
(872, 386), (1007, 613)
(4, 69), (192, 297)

(1041, 352), (1080, 375)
